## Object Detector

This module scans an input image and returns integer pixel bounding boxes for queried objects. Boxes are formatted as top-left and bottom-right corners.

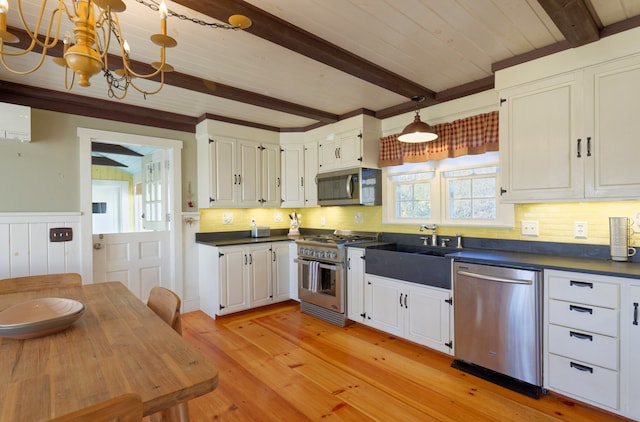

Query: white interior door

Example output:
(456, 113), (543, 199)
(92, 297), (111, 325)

(79, 128), (183, 303)
(92, 231), (170, 300)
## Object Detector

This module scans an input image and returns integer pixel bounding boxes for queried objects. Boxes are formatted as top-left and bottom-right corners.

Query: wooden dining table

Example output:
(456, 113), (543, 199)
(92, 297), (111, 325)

(0, 281), (219, 421)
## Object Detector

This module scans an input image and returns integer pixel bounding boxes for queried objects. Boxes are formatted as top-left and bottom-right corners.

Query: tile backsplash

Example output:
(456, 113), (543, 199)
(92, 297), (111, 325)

(199, 200), (640, 247)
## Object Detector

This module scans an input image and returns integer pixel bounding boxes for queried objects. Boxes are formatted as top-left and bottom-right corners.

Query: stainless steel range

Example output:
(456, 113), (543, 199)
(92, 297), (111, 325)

(296, 230), (379, 326)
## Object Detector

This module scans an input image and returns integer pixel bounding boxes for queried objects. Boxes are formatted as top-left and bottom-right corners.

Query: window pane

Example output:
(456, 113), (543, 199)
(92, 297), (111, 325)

(472, 198), (496, 219)
(449, 179), (471, 199)
(394, 182), (431, 219)
(472, 177), (496, 198)
(451, 199), (472, 219)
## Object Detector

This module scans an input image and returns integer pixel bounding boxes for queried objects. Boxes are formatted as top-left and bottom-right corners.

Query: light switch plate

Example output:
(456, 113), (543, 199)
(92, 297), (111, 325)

(574, 221), (588, 238)
(222, 213), (233, 224)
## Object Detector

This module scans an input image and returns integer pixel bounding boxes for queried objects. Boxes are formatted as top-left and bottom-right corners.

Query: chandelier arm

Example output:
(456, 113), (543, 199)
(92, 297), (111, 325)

(0, 41), (48, 73)
(128, 69), (165, 96)
(16, 0), (63, 50)
(96, 9), (111, 61)
(63, 62), (76, 91)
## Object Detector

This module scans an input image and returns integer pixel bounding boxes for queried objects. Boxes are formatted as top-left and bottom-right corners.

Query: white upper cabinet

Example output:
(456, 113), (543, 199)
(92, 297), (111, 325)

(280, 143), (305, 208)
(303, 140), (318, 207)
(499, 54), (640, 202)
(280, 140), (319, 208)
(196, 124), (280, 208)
(317, 115), (381, 173)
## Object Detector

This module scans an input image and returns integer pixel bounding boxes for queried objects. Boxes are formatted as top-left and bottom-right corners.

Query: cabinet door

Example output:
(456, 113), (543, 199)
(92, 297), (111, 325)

(584, 56), (640, 198)
(271, 242), (290, 302)
(337, 131), (363, 169)
(405, 285), (453, 354)
(237, 139), (261, 206)
(261, 143), (281, 207)
(281, 144), (305, 207)
(248, 245), (272, 308)
(219, 246), (249, 314)
(365, 275), (403, 336)
(626, 284), (640, 419)
(304, 141), (318, 207)
(347, 248), (365, 322)
(288, 242), (299, 301)
(318, 138), (338, 173)
(210, 136), (236, 207)
(499, 73), (583, 202)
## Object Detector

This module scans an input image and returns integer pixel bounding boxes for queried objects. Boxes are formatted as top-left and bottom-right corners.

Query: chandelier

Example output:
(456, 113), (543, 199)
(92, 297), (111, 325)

(0, 0), (251, 99)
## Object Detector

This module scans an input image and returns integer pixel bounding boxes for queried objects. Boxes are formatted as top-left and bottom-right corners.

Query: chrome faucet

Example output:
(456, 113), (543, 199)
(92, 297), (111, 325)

(419, 224), (437, 246)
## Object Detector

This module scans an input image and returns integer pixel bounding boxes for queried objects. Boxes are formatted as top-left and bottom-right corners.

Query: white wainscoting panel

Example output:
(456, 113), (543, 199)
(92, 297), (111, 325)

(0, 213), (82, 279)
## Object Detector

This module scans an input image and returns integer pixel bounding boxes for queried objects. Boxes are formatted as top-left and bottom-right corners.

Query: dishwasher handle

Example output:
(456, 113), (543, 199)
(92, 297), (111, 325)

(456, 270), (533, 285)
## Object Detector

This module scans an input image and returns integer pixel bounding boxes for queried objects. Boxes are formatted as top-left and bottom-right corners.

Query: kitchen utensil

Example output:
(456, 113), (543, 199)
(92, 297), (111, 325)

(609, 217), (636, 261)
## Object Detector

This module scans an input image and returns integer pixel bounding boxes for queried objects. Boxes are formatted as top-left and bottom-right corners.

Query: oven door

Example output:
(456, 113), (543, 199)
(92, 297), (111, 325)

(298, 257), (345, 312)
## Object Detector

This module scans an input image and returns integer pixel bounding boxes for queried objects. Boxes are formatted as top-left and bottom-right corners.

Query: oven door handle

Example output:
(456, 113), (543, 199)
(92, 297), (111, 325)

(296, 258), (343, 271)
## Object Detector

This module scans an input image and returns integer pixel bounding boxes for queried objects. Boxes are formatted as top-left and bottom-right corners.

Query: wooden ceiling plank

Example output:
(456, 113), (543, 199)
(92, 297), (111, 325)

(537, 0), (600, 47)
(169, 0), (437, 104)
(6, 26), (337, 123)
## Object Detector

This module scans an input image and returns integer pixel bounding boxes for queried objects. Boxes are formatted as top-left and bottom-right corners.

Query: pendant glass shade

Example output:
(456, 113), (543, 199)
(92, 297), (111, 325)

(398, 110), (438, 143)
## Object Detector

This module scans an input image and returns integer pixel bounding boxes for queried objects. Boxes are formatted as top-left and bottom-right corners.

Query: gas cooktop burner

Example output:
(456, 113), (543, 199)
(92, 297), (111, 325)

(299, 230), (379, 245)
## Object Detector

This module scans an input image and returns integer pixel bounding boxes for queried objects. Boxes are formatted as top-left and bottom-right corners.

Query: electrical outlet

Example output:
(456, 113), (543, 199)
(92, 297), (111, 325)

(574, 221), (588, 238)
(274, 212), (283, 223)
(355, 212), (364, 224)
(222, 213), (233, 224)
(320, 216), (326, 226)
(521, 220), (539, 236)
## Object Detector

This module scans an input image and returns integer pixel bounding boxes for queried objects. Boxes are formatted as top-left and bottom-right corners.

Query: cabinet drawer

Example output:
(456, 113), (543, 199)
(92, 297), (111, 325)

(548, 354), (619, 410)
(549, 299), (618, 337)
(548, 274), (619, 308)
(548, 324), (618, 370)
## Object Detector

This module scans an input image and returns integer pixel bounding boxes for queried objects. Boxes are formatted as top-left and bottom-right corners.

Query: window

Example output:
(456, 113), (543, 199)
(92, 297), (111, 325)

(382, 153), (514, 228)
(383, 164), (439, 225)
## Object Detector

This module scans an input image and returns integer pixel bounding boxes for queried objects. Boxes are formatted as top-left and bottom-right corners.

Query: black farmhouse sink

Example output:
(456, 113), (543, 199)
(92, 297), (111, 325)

(364, 244), (453, 289)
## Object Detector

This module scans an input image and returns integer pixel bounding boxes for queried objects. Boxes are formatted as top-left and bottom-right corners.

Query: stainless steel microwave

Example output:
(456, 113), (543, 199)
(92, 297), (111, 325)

(317, 168), (382, 206)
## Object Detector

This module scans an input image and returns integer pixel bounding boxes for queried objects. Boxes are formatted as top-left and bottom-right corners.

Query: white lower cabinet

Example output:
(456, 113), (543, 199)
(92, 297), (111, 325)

(346, 247), (365, 322)
(363, 274), (453, 355)
(198, 242), (290, 317)
(544, 270), (623, 414)
(624, 283), (640, 420)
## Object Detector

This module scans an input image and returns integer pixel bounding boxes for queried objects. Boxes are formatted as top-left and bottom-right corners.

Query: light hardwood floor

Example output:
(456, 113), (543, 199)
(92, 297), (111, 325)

(181, 301), (628, 421)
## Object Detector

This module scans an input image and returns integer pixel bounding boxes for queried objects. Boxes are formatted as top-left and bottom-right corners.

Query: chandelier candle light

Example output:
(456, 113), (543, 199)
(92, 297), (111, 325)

(0, 0), (251, 99)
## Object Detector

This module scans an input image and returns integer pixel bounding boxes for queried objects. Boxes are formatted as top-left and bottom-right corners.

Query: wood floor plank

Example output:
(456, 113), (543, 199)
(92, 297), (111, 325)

(180, 305), (629, 422)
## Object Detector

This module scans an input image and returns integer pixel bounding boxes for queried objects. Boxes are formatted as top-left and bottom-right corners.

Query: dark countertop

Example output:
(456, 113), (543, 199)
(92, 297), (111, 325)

(197, 235), (295, 247)
(446, 249), (640, 280)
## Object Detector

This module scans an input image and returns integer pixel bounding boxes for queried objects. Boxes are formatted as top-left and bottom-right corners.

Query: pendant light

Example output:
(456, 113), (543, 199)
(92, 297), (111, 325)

(398, 96), (438, 143)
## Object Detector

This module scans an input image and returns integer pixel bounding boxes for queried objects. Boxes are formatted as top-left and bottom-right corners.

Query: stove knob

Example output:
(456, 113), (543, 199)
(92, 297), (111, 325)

(330, 252), (337, 259)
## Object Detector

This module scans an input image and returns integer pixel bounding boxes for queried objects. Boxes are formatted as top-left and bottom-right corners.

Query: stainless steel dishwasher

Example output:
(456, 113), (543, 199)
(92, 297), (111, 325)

(452, 262), (542, 396)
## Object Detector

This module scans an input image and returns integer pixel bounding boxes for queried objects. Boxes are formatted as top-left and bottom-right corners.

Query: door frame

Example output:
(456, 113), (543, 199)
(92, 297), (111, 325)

(78, 128), (184, 298)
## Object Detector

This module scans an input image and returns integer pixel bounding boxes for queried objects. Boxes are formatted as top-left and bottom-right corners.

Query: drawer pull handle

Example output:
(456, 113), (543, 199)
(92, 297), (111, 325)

(570, 331), (593, 341)
(570, 362), (593, 373)
(569, 304), (593, 314)
(634, 302), (638, 326)
(570, 280), (593, 289)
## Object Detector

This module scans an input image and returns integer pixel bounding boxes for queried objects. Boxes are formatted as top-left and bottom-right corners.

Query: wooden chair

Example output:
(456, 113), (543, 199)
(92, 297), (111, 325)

(0, 273), (82, 294)
(49, 393), (143, 422)
(146, 287), (189, 422)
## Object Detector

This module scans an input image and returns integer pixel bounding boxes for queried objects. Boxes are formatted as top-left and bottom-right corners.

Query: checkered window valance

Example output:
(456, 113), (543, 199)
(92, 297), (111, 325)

(378, 111), (499, 167)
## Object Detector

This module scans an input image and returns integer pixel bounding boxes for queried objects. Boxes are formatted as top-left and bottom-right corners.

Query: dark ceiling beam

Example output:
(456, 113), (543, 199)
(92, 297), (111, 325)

(492, 15), (640, 73)
(92, 142), (143, 156)
(0, 80), (197, 132)
(537, 0), (600, 47)
(6, 26), (337, 123)
(170, 0), (438, 105)
(92, 156), (128, 167)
